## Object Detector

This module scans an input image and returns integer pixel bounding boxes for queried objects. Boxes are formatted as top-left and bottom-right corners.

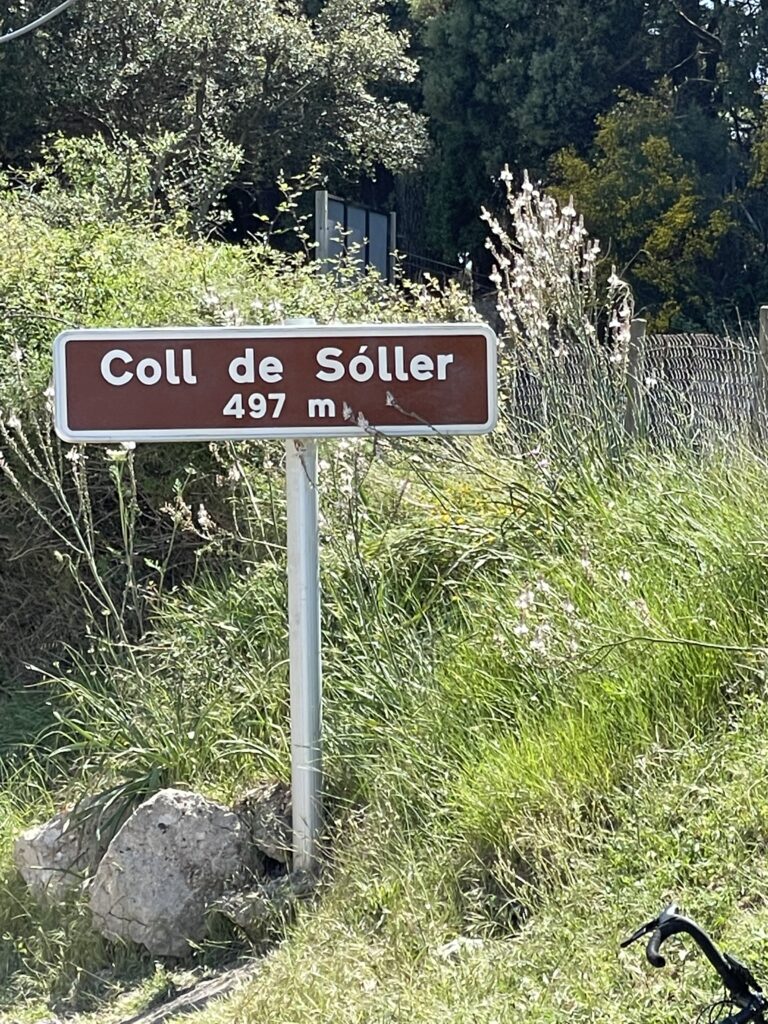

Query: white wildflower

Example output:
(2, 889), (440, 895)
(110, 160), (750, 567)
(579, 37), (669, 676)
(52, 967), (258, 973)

(197, 503), (213, 530)
(105, 448), (129, 463)
(630, 598), (651, 623)
(530, 624), (551, 655)
(200, 289), (220, 308)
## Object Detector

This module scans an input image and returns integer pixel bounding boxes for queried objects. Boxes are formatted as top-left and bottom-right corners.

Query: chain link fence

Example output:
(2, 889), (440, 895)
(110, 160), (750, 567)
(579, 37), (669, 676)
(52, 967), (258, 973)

(640, 331), (760, 445)
(506, 320), (768, 453)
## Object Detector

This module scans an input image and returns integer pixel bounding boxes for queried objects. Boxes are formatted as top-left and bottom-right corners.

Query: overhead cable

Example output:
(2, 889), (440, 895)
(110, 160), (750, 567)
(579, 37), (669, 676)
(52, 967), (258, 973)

(0, 0), (77, 43)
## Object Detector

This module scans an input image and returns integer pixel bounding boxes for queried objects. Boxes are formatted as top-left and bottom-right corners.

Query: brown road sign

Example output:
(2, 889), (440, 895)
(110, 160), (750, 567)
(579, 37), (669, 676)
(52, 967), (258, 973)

(53, 323), (497, 442)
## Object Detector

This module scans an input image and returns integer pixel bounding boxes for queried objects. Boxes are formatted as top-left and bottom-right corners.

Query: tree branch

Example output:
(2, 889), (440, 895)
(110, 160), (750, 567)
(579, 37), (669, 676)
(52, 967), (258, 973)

(675, 7), (723, 50)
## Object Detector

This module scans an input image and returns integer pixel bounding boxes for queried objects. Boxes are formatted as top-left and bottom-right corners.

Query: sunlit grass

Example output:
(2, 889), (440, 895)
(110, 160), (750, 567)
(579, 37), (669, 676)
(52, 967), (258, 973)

(3, 442), (768, 1020)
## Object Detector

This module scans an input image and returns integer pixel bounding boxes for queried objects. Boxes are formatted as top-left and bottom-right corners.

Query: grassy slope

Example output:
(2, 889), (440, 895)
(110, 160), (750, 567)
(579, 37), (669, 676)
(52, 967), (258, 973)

(177, 452), (768, 1024)
(3, 198), (768, 1022)
(4, 442), (768, 1022)
(189, 716), (768, 1024)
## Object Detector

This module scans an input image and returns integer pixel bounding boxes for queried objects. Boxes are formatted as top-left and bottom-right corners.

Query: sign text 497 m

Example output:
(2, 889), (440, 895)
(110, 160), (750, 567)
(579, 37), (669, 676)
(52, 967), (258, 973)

(53, 323), (497, 442)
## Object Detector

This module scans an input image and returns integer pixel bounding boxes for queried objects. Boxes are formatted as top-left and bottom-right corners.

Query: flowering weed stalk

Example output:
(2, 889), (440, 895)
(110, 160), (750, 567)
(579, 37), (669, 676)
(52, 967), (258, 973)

(483, 169), (634, 460)
(0, 353), (143, 655)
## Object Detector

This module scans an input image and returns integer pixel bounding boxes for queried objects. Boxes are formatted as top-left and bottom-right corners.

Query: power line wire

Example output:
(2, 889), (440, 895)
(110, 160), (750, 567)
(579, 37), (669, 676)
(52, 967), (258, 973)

(0, 0), (77, 44)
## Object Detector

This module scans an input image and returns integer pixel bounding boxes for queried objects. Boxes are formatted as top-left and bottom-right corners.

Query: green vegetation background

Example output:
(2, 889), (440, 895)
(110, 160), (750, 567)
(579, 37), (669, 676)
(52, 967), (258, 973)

(1, 182), (768, 1023)
(4, 0), (768, 328)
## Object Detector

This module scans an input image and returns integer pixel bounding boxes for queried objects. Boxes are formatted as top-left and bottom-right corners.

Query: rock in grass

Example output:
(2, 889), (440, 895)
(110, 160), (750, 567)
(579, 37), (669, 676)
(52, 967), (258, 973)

(232, 780), (292, 864)
(14, 796), (128, 901)
(90, 788), (246, 957)
(214, 869), (315, 936)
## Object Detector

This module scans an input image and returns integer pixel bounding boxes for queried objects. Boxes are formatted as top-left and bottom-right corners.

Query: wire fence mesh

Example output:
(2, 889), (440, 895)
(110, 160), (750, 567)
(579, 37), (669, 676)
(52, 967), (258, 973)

(506, 325), (765, 453)
(642, 332), (759, 446)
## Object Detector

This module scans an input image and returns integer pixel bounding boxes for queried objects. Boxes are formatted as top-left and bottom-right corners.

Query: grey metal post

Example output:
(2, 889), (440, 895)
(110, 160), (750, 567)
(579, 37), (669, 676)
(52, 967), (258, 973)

(314, 190), (330, 268)
(388, 210), (397, 284)
(283, 317), (322, 872)
(751, 305), (768, 444)
(285, 437), (322, 871)
(623, 318), (647, 441)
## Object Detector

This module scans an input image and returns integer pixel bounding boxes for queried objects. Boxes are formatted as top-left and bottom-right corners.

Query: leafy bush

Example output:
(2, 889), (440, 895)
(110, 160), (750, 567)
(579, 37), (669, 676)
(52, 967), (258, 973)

(4, 174), (768, 1024)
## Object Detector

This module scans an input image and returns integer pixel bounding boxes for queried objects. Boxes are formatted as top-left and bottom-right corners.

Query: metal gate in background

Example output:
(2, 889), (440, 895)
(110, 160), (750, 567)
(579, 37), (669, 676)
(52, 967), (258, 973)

(314, 190), (397, 283)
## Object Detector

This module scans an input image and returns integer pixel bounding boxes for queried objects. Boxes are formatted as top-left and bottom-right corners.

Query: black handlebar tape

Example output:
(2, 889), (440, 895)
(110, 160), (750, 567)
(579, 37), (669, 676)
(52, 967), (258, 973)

(647, 929), (666, 968)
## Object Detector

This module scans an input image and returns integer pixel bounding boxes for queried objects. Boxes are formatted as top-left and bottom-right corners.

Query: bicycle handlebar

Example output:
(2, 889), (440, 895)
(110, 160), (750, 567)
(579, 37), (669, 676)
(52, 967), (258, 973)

(622, 904), (762, 1009)
(646, 927), (664, 968)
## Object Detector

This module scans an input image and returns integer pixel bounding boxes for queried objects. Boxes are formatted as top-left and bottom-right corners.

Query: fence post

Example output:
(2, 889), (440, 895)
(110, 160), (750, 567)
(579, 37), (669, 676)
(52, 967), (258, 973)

(623, 318), (647, 441)
(314, 190), (330, 269)
(751, 305), (768, 444)
(388, 210), (397, 284)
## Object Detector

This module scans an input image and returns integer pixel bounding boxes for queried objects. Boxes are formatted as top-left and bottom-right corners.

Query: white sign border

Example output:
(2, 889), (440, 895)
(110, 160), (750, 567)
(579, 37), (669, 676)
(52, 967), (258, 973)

(53, 322), (498, 443)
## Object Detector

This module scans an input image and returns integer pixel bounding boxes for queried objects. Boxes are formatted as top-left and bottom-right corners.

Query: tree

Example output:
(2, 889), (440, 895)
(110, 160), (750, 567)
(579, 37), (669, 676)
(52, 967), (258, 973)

(0, 0), (428, 231)
(552, 4), (768, 327)
(0, 1), (76, 162)
(553, 87), (742, 329)
(416, 0), (653, 259)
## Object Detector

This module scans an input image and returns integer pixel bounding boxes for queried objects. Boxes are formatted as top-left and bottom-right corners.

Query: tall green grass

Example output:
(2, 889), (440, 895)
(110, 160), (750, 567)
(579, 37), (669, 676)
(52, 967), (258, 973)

(4, 183), (768, 1022)
(3, 442), (768, 1017)
(190, 708), (768, 1024)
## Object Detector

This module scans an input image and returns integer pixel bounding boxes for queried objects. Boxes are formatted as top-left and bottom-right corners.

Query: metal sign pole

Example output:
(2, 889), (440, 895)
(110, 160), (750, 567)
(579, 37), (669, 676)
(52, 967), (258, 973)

(314, 190), (330, 268)
(285, 440), (322, 872)
(283, 317), (322, 871)
(286, 437), (321, 870)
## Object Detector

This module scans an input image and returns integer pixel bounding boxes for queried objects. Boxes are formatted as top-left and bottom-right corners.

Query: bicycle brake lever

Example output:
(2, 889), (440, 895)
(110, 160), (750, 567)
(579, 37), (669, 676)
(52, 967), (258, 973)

(621, 905), (679, 949)
(621, 919), (658, 948)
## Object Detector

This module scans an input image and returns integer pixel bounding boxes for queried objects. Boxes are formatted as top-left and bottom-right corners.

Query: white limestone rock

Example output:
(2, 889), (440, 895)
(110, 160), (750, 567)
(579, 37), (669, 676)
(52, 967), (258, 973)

(14, 797), (121, 901)
(232, 780), (292, 864)
(90, 788), (246, 957)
